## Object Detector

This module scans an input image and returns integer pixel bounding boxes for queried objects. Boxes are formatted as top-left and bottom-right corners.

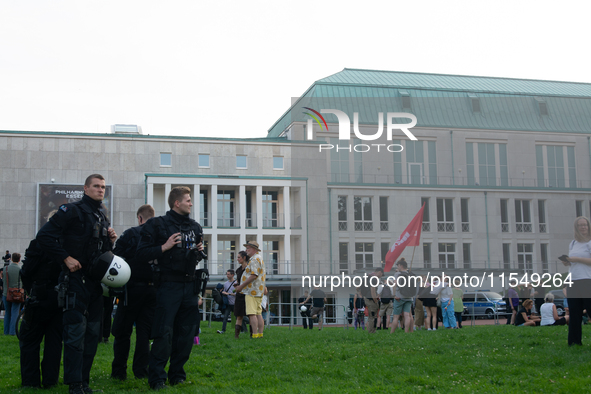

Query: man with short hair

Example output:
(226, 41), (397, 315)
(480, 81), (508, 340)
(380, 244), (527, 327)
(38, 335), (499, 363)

(111, 204), (156, 380)
(217, 269), (236, 334)
(234, 241), (266, 338)
(137, 187), (204, 390)
(390, 259), (414, 333)
(2, 250), (10, 263)
(306, 286), (327, 331)
(362, 267), (384, 333)
(36, 174), (117, 394)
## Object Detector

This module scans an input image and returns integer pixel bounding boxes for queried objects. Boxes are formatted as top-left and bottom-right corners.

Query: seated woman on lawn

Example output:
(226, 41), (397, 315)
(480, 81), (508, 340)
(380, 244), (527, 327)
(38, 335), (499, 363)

(515, 299), (540, 326)
(540, 293), (569, 326)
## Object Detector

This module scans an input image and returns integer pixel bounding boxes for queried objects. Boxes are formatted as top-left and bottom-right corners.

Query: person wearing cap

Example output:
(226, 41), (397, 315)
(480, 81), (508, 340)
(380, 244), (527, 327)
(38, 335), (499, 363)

(36, 174), (117, 394)
(234, 241), (266, 338)
(136, 186), (205, 390)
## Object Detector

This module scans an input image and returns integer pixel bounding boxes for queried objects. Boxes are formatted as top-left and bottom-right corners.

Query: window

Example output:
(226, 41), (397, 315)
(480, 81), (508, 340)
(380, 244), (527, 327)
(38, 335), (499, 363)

(379, 197), (388, 231)
(381, 242), (390, 265)
(236, 155), (247, 169)
(245, 191), (254, 228)
(160, 152), (172, 167)
(273, 156), (284, 170)
(466, 142), (508, 186)
(339, 242), (349, 274)
(517, 243), (533, 274)
(461, 198), (469, 232)
(393, 139), (402, 184)
(576, 200), (583, 217)
(263, 240), (279, 275)
(538, 200), (546, 233)
(217, 190), (236, 227)
(423, 243), (432, 269)
(200, 190), (209, 227)
(421, 197), (430, 231)
(217, 240), (236, 273)
(337, 196), (347, 231)
(438, 243), (455, 269)
(263, 191), (280, 227)
(469, 94), (480, 112)
(400, 90), (411, 109)
(501, 199), (509, 232)
(330, 138), (350, 182)
(536, 98), (549, 116)
(541, 244), (549, 274)
(515, 200), (532, 232)
(436, 198), (454, 232)
(354, 197), (373, 231)
(462, 243), (471, 269)
(406, 141), (437, 185)
(536, 145), (576, 188)
(198, 154), (209, 168)
(503, 243), (511, 270)
(355, 243), (373, 270)
(354, 138), (363, 183)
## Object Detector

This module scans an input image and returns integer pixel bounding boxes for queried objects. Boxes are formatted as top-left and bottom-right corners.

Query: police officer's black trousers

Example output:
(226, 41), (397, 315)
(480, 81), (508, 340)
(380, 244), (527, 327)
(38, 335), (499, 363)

(62, 274), (103, 386)
(19, 301), (63, 388)
(111, 284), (156, 379)
(149, 281), (199, 387)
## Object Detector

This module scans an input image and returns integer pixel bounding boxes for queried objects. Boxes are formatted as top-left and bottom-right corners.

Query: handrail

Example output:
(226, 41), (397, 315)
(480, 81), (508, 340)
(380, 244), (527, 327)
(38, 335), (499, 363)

(265, 302), (350, 330)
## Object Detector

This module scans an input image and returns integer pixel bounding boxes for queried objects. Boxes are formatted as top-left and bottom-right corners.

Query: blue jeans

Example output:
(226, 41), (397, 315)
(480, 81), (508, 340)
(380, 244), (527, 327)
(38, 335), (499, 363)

(3, 295), (21, 335)
(442, 299), (457, 328)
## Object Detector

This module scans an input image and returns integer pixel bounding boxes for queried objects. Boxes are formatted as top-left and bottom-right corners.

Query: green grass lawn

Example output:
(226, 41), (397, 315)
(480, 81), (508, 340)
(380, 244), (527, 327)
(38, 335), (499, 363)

(1, 320), (590, 393)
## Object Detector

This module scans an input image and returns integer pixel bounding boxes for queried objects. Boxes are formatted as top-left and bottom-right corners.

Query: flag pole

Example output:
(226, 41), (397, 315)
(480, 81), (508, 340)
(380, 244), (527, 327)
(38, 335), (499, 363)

(409, 245), (417, 271)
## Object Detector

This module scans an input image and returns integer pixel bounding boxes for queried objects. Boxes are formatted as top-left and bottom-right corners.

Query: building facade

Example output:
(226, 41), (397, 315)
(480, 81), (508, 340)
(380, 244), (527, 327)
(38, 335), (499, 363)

(2, 68), (591, 324)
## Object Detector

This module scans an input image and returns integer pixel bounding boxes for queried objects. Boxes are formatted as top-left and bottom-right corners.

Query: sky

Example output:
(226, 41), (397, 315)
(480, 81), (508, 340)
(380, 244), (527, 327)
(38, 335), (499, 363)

(1, 0), (589, 139)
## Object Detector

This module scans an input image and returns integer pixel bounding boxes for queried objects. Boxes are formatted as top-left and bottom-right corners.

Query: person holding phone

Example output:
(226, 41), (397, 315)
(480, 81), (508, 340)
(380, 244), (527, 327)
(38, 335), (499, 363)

(561, 216), (591, 346)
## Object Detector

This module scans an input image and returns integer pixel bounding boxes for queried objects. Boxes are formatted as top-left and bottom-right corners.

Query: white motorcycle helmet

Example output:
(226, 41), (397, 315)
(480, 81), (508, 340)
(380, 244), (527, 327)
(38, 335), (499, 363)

(91, 251), (131, 288)
(300, 305), (307, 312)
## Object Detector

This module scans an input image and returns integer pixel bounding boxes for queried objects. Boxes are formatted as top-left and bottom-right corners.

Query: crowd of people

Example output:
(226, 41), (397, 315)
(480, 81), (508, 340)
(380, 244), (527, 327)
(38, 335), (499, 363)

(2, 176), (591, 391)
(1, 175), (267, 392)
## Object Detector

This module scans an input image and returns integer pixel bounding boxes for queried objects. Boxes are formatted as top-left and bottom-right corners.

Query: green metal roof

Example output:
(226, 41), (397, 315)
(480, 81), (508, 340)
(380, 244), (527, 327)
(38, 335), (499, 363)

(317, 68), (591, 97)
(267, 68), (591, 138)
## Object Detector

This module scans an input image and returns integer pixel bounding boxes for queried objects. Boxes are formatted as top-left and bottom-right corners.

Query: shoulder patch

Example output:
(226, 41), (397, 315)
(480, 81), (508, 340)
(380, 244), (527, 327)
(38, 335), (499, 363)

(59, 205), (68, 212)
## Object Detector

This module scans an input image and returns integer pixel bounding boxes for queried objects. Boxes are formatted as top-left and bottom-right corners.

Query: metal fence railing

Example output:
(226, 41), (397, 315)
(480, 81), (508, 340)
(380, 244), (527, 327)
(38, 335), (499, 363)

(265, 303), (350, 330)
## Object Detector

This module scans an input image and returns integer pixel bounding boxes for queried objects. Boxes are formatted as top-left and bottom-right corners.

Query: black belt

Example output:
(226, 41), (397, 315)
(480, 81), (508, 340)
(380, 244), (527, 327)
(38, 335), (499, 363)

(160, 273), (195, 282)
(129, 281), (155, 287)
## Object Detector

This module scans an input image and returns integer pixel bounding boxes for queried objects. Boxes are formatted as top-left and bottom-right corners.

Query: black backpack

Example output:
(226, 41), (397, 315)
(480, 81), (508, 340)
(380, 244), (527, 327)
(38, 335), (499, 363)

(212, 284), (225, 310)
(397, 270), (418, 298)
(20, 239), (62, 296)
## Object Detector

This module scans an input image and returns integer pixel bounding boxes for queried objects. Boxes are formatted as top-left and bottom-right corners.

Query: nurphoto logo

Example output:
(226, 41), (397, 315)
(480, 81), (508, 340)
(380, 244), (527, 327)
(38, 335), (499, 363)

(303, 107), (418, 152)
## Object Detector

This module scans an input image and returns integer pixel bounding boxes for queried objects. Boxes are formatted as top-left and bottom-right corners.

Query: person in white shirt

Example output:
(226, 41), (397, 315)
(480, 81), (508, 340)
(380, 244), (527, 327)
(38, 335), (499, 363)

(540, 293), (568, 326)
(562, 216), (591, 346)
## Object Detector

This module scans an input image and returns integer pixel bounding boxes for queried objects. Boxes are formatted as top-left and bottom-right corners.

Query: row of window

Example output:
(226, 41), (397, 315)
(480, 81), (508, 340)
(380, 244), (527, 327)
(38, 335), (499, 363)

(339, 195), (591, 234)
(338, 241), (550, 273)
(200, 189), (290, 228)
(330, 140), (578, 188)
(160, 153), (285, 170)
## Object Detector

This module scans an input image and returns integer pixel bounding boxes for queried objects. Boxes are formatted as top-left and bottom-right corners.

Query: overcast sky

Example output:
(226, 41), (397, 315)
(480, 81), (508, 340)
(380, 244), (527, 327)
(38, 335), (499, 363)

(1, 1), (589, 139)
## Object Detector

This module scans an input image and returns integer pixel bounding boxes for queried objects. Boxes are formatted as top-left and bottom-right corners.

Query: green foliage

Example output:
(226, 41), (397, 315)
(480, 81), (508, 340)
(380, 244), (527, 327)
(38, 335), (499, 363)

(1, 321), (590, 393)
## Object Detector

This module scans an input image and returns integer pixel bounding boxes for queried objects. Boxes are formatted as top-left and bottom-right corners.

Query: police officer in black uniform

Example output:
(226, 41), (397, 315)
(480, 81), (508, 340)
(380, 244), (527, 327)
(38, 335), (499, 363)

(110, 204), (156, 380)
(19, 240), (63, 389)
(36, 174), (117, 394)
(136, 186), (204, 391)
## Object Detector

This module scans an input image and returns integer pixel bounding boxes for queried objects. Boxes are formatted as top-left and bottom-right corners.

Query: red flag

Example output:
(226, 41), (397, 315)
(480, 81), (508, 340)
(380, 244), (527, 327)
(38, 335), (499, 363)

(384, 203), (425, 272)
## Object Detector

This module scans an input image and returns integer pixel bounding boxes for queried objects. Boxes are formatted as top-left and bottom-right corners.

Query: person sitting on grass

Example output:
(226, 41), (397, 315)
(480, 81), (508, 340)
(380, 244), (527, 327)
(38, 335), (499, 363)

(514, 299), (540, 326)
(540, 293), (569, 326)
